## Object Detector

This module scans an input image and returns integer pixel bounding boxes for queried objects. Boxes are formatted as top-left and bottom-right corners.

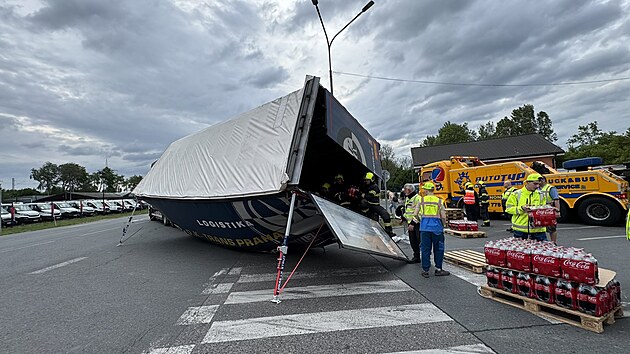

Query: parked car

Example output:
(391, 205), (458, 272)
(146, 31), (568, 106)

(67, 201), (96, 216)
(28, 203), (62, 220)
(1, 206), (26, 226)
(1, 203), (41, 223)
(104, 200), (123, 213)
(52, 202), (81, 218)
(122, 199), (137, 211)
(84, 200), (110, 214)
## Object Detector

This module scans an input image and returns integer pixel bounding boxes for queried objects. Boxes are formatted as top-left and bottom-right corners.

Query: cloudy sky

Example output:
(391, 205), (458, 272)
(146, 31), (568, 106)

(1, 0), (629, 189)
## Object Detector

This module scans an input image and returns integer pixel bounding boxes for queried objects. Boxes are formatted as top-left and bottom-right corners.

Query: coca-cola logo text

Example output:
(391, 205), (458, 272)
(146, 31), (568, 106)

(563, 259), (594, 270)
(507, 251), (526, 260)
(533, 255), (556, 264)
(485, 248), (502, 256)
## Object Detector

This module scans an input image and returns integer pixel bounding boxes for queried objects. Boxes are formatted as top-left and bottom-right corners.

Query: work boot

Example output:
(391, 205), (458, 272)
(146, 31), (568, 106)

(435, 269), (450, 276)
(407, 256), (420, 264)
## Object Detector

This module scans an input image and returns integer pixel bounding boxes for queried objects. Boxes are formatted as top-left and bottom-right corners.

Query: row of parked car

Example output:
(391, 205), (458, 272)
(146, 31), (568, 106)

(1, 199), (147, 227)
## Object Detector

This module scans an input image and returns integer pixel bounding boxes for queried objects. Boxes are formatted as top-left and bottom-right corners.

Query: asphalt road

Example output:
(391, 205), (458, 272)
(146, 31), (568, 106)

(0, 216), (628, 353)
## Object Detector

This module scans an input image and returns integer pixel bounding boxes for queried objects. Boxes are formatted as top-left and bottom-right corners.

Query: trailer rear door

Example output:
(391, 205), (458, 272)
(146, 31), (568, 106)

(310, 194), (408, 261)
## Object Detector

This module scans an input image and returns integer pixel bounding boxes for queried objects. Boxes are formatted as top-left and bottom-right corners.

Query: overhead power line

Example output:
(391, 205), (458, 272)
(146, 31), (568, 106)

(334, 71), (630, 87)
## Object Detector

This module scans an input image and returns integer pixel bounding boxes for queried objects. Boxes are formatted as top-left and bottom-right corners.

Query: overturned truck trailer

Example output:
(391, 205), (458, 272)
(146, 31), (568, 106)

(133, 76), (407, 261)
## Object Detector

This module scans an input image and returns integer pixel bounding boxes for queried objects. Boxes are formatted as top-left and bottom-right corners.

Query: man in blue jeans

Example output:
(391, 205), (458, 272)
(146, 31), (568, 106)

(413, 182), (450, 278)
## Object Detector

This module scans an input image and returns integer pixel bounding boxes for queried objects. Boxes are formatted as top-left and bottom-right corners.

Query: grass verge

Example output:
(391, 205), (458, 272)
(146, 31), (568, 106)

(0, 209), (148, 236)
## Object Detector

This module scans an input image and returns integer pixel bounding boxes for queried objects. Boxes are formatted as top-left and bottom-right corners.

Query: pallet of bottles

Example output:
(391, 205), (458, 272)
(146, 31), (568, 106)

(480, 268), (623, 333)
(443, 250), (487, 273)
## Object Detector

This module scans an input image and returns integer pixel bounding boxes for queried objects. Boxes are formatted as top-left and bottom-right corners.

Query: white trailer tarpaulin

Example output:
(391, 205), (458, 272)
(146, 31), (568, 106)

(133, 87), (305, 200)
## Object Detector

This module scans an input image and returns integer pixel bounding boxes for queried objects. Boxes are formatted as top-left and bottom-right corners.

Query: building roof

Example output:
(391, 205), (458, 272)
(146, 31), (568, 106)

(411, 133), (565, 167)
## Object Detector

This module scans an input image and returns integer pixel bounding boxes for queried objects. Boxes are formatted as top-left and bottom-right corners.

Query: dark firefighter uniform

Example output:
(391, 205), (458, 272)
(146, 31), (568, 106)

(360, 172), (395, 237)
(329, 174), (353, 209)
(477, 180), (490, 226)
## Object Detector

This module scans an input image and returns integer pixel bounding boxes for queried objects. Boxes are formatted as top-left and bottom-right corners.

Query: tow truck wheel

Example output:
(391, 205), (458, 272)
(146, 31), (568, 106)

(577, 197), (621, 226)
(557, 200), (570, 223)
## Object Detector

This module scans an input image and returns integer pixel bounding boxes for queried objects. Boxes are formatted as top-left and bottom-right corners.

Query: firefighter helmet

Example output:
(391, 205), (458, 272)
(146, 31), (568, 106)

(364, 172), (374, 181)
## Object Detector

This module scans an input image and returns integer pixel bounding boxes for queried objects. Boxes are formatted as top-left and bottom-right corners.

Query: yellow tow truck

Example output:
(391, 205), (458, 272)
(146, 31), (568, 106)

(420, 156), (629, 226)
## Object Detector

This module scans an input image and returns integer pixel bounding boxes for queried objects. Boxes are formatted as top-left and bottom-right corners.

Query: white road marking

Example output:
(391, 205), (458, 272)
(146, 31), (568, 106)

(557, 225), (599, 230)
(237, 265), (388, 283)
(386, 343), (495, 354)
(212, 268), (229, 278)
(29, 257), (88, 274)
(147, 344), (195, 354)
(202, 282), (234, 295)
(444, 265), (487, 287)
(176, 305), (220, 325)
(224, 279), (412, 305)
(227, 267), (242, 275)
(0, 240), (55, 253)
(576, 235), (626, 241)
(202, 303), (452, 343)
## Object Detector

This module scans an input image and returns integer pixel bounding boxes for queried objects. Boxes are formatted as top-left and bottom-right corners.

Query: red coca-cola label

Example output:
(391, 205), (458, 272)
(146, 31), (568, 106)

(484, 247), (506, 267)
(561, 259), (598, 285)
(506, 251), (531, 272)
(532, 255), (561, 277)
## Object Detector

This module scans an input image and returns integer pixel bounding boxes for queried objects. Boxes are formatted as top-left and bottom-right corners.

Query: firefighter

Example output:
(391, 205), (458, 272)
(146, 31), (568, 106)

(360, 172), (397, 239)
(462, 182), (478, 223)
(502, 180), (517, 231)
(402, 183), (421, 263)
(505, 173), (547, 241)
(318, 182), (332, 199)
(477, 180), (490, 226)
(330, 174), (352, 209)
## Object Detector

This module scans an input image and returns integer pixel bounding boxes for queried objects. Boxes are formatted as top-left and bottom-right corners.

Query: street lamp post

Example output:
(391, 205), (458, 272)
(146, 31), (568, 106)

(311, 0), (374, 96)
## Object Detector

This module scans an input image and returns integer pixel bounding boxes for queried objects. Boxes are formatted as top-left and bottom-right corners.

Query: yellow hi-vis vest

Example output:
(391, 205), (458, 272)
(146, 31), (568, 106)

(502, 186), (516, 200)
(417, 195), (442, 218)
(403, 194), (420, 223)
(505, 187), (547, 233)
(540, 183), (554, 204)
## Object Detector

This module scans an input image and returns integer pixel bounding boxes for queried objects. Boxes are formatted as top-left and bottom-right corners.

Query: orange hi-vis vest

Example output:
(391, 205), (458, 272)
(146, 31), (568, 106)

(464, 189), (476, 205)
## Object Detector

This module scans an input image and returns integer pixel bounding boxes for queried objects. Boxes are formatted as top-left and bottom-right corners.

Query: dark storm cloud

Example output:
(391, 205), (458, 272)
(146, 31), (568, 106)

(1, 0), (629, 186)
(246, 66), (290, 88)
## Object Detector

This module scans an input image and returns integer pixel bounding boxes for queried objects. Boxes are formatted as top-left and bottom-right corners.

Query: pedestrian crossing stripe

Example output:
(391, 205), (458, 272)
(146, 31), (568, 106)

(202, 303), (453, 343)
(224, 279), (413, 304)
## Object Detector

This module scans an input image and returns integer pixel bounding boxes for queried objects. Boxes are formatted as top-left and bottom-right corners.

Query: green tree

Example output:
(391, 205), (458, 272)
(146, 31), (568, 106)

(422, 121), (478, 146)
(564, 122), (630, 164)
(494, 104), (557, 141)
(478, 121), (496, 140)
(58, 163), (89, 192)
(30, 162), (60, 193)
(125, 175), (143, 191)
(95, 167), (125, 192)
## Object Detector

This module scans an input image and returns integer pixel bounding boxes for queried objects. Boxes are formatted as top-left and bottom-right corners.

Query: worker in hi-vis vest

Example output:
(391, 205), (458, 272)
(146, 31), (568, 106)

(477, 180), (490, 227)
(402, 183), (421, 263)
(505, 173), (548, 241)
(462, 182), (478, 223)
(413, 182), (450, 278)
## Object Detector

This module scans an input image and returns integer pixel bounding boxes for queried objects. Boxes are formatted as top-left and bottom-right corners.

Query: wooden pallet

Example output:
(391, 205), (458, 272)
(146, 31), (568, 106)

(479, 285), (624, 333)
(443, 250), (487, 273)
(444, 228), (487, 238)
